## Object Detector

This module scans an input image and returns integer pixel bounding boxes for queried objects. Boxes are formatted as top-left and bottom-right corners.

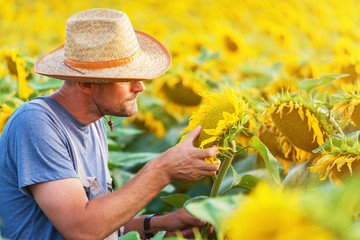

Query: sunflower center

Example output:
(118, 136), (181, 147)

(162, 82), (202, 106)
(5, 56), (18, 77)
(350, 104), (360, 129)
(271, 105), (321, 152)
(194, 101), (235, 148)
(224, 36), (239, 52)
(333, 156), (360, 180)
(257, 124), (288, 160)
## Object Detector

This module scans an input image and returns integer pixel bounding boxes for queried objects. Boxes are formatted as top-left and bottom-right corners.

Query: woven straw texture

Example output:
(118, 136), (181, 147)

(34, 9), (171, 82)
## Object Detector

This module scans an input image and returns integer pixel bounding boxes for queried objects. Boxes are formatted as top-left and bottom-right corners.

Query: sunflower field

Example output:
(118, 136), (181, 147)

(2, 0), (360, 239)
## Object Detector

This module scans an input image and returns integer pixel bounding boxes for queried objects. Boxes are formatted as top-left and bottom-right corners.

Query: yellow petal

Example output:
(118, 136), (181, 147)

(199, 136), (218, 149)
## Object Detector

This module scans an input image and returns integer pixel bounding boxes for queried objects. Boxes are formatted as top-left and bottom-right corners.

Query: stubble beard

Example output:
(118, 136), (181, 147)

(98, 100), (138, 118)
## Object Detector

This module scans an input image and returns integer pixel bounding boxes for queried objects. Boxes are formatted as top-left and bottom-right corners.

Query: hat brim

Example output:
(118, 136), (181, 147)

(34, 30), (172, 82)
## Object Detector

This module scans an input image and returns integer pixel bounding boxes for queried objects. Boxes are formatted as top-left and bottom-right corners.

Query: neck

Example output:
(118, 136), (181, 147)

(49, 84), (101, 125)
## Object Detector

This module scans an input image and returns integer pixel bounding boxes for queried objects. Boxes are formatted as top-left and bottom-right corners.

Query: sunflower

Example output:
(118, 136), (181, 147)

(0, 104), (15, 134)
(151, 70), (207, 119)
(179, 85), (248, 163)
(257, 118), (318, 174)
(309, 134), (360, 181)
(168, 31), (217, 66)
(123, 110), (167, 138)
(256, 121), (293, 173)
(1, 49), (33, 99)
(264, 93), (329, 153)
(224, 183), (339, 240)
(332, 93), (360, 129)
(262, 78), (299, 100)
(329, 37), (360, 84)
(212, 24), (255, 67)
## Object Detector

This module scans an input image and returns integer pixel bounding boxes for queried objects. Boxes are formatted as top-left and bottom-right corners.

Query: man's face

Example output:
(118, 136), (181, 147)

(92, 81), (145, 117)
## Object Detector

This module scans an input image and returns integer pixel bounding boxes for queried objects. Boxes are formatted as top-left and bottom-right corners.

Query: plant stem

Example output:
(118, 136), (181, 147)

(201, 154), (234, 239)
(330, 116), (345, 136)
(210, 154), (234, 197)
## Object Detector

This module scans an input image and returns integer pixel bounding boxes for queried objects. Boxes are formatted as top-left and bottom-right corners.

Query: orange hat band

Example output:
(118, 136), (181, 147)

(63, 48), (140, 69)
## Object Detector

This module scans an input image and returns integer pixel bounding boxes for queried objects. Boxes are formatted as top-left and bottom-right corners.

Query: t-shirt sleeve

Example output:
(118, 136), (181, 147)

(9, 108), (78, 196)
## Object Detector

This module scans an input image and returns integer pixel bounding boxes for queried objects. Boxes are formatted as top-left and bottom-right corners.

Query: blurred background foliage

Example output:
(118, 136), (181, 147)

(2, 0), (360, 238)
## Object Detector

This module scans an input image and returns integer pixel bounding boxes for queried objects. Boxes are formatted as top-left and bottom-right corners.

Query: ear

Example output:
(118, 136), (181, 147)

(78, 82), (92, 94)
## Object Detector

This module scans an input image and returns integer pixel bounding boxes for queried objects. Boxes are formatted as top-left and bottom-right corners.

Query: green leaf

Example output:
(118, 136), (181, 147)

(282, 162), (321, 189)
(107, 138), (125, 151)
(0, 95), (24, 108)
(298, 74), (348, 93)
(161, 184), (175, 194)
(247, 136), (281, 185)
(118, 231), (141, 240)
(222, 174), (261, 195)
(232, 154), (257, 173)
(151, 231), (166, 240)
(300, 180), (360, 237)
(28, 77), (63, 91)
(242, 76), (273, 89)
(160, 194), (191, 208)
(194, 47), (220, 64)
(184, 195), (241, 235)
(163, 237), (184, 240)
(106, 127), (143, 138)
(108, 152), (160, 168)
(233, 174), (261, 191)
(183, 196), (208, 207)
(111, 168), (134, 189)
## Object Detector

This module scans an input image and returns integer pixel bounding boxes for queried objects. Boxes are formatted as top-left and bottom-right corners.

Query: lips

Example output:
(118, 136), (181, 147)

(127, 94), (138, 101)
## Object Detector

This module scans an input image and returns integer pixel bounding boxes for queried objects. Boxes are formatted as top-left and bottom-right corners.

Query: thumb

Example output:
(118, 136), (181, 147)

(185, 125), (202, 143)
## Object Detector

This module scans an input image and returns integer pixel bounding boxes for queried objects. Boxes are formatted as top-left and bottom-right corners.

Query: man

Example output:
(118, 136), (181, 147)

(0, 9), (220, 240)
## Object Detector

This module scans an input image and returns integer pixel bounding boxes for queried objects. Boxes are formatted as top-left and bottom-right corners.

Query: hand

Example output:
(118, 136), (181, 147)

(157, 126), (220, 182)
(151, 208), (213, 238)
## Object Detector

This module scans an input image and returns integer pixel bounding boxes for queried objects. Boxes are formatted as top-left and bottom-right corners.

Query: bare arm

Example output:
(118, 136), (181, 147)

(29, 126), (219, 240)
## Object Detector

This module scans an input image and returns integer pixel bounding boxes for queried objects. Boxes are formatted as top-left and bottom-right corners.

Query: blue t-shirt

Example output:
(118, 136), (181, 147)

(0, 96), (109, 240)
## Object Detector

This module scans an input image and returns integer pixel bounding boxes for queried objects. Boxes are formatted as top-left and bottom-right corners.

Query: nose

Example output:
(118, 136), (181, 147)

(131, 81), (145, 93)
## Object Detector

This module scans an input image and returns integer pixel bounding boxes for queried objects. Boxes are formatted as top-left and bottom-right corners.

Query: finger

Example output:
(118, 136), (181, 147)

(213, 158), (221, 164)
(164, 231), (176, 237)
(192, 158), (221, 169)
(183, 216), (206, 227)
(181, 229), (195, 238)
(192, 145), (219, 159)
(184, 125), (202, 143)
(198, 170), (218, 177)
(198, 162), (221, 171)
(202, 145), (219, 158)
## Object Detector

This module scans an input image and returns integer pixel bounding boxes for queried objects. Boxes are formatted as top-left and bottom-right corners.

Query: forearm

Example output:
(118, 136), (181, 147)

(81, 159), (170, 239)
(31, 157), (171, 240)
(82, 139), (219, 238)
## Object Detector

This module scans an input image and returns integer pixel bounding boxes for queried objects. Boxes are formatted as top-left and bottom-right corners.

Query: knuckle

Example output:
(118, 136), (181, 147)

(203, 151), (212, 158)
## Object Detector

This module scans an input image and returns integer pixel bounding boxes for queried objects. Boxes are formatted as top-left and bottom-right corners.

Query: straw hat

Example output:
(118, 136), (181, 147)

(34, 9), (172, 82)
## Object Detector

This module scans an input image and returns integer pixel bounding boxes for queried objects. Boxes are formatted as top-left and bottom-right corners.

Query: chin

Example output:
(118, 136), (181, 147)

(117, 105), (138, 117)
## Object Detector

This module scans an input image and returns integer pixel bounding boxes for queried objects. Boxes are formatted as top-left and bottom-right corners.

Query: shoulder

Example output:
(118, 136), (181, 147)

(4, 98), (67, 143)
